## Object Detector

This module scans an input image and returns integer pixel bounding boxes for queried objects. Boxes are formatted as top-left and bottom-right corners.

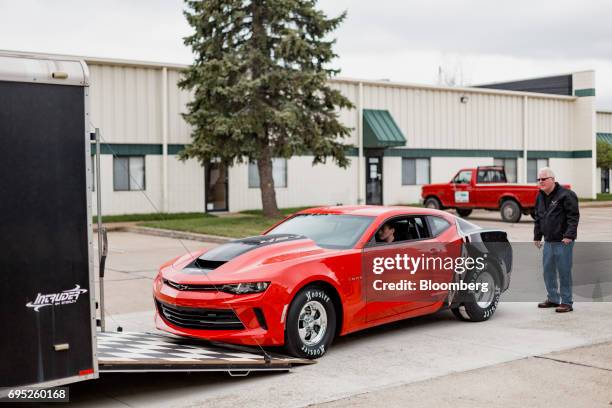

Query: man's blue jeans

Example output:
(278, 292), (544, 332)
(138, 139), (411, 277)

(543, 241), (574, 305)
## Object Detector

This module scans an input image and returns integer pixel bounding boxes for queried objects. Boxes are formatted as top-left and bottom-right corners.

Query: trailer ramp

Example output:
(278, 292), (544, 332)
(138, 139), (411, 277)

(97, 331), (313, 373)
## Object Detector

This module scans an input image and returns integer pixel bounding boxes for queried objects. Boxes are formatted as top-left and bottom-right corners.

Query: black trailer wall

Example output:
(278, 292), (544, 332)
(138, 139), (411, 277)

(0, 80), (94, 387)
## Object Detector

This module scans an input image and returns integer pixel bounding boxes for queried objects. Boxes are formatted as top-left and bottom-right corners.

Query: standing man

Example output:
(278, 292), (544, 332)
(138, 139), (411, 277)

(533, 167), (580, 313)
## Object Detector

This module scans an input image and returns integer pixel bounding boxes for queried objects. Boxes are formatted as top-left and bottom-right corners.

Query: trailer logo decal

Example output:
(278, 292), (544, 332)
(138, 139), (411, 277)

(26, 285), (88, 312)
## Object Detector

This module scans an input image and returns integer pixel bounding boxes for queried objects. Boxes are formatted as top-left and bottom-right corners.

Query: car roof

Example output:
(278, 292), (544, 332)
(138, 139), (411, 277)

(296, 205), (451, 218)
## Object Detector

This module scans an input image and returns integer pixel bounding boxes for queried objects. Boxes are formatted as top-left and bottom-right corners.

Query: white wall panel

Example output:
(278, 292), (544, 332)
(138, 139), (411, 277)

(167, 68), (194, 144)
(597, 112), (612, 133)
(228, 157), (358, 212)
(89, 64), (161, 143)
(167, 157), (205, 213)
(430, 157), (494, 183)
(526, 98), (574, 150)
(531, 157), (594, 198)
(358, 84), (525, 150)
(92, 155), (163, 215)
(329, 81), (359, 145)
(382, 157), (422, 205)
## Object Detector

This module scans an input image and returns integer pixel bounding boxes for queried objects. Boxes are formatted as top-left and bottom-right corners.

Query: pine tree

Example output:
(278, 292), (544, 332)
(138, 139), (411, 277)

(179, 0), (354, 217)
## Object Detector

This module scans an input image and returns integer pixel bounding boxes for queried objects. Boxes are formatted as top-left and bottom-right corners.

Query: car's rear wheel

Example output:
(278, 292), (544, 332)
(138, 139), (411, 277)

(285, 285), (336, 359)
(424, 197), (441, 210)
(456, 208), (473, 218)
(451, 262), (502, 322)
(500, 199), (521, 223)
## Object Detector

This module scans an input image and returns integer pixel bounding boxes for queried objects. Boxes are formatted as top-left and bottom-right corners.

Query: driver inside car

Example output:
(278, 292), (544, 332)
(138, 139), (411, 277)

(376, 223), (395, 243)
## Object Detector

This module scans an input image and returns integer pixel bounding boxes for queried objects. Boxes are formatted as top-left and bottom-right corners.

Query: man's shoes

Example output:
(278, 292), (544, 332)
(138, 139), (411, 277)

(555, 304), (573, 313)
(538, 300), (560, 308)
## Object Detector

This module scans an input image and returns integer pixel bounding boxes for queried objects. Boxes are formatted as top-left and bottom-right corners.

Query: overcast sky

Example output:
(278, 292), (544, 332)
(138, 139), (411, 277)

(2, 0), (611, 107)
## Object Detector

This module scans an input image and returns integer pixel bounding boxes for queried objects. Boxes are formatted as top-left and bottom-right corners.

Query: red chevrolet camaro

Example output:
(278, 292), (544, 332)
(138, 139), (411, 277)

(153, 206), (512, 358)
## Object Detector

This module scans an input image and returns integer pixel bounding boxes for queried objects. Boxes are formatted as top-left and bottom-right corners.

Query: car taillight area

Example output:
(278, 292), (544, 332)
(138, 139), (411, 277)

(155, 300), (245, 330)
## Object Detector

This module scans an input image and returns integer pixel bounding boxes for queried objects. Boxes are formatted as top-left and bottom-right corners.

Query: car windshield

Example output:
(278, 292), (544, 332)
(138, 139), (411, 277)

(267, 214), (375, 249)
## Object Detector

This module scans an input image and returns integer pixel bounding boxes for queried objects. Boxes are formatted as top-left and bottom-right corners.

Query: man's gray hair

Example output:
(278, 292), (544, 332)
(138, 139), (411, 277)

(538, 167), (555, 178)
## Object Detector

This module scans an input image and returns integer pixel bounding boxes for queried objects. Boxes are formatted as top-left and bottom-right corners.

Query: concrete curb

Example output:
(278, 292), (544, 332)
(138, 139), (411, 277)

(124, 226), (233, 244)
(579, 201), (612, 208)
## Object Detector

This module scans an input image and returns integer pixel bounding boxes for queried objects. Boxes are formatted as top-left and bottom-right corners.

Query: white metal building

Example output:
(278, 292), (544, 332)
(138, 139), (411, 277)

(5, 51), (607, 215)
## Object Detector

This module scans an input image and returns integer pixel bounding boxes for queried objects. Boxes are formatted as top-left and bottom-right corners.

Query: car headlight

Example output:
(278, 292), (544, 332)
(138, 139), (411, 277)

(220, 282), (270, 294)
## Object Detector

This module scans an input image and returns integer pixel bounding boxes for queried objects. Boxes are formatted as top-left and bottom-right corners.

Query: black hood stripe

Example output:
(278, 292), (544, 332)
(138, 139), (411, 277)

(184, 234), (306, 273)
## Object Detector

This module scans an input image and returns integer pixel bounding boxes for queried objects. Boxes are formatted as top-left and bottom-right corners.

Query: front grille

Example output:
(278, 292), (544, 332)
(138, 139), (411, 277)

(156, 300), (244, 330)
(163, 279), (218, 292)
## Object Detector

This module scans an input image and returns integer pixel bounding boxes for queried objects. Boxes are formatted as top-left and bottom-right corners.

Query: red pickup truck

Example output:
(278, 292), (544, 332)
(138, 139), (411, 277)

(421, 166), (547, 223)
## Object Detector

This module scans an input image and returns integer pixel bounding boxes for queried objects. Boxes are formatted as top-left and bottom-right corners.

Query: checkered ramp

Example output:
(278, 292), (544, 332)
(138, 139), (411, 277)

(97, 331), (312, 372)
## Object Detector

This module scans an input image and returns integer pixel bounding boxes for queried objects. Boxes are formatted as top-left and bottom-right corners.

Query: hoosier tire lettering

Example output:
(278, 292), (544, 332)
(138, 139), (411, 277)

(285, 285), (336, 359)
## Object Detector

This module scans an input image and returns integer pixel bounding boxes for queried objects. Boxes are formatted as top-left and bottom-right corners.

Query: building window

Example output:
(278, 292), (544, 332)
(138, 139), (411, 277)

(113, 156), (145, 191)
(249, 158), (287, 188)
(527, 158), (549, 183)
(493, 158), (517, 183)
(402, 158), (430, 185)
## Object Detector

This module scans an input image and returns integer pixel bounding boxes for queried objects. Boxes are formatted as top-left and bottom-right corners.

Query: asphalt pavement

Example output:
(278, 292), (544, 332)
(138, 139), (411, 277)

(78, 207), (612, 407)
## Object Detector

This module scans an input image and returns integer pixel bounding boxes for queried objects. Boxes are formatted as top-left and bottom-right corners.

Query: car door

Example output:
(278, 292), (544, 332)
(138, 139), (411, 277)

(474, 168), (506, 208)
(451, 170), (473, 207)
(362, 216), (439, 323)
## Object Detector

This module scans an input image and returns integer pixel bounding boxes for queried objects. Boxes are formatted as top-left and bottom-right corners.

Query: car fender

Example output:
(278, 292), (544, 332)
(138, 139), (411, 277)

(279, 261), (348, 333)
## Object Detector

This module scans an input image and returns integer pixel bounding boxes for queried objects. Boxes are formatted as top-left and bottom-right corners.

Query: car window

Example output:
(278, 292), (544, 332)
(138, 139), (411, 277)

(477, 169), (506, 183)
(428, 216), (451, 236)
(373, 216), (430, 244)
(267, 214), (374, 249)
(453, 170), (472, 184)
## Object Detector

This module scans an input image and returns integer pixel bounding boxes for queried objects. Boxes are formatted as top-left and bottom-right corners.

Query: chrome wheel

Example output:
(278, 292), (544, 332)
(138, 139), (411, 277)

(503, 205), (515, 220)
(474, 270), (496, 308)
(298, 301), (327, 346)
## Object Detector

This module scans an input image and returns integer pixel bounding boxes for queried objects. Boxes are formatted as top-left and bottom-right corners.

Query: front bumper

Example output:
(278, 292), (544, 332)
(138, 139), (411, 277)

(153, 276), (287, 346)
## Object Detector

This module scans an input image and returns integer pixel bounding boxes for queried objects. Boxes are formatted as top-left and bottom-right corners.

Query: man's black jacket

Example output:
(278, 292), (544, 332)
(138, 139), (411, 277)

(533, 182), (580, 242)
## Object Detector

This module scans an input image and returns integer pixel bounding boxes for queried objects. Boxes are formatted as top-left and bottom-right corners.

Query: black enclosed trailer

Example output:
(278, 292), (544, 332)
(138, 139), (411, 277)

(0, 52), (98, 392)
(0, 53), (311, 396)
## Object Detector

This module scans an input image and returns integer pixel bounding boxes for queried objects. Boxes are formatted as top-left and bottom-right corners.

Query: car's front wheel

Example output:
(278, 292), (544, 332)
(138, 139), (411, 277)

(285, 285), (336, 359)
(451, 262), (502, 322)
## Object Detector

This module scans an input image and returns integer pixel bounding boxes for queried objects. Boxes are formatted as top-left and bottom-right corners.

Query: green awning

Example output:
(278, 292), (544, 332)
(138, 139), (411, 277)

(363, 109), (406, 148)
(598, 133), (612, 144)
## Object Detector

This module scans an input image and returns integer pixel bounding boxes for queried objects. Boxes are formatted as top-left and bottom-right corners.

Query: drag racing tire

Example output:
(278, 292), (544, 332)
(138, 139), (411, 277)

(451, 262), (502, 322)
(285, 285), (336, 359)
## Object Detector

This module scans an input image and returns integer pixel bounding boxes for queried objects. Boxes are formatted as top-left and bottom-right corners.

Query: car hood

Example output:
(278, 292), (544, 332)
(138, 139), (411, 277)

(162, 234), (332, 283)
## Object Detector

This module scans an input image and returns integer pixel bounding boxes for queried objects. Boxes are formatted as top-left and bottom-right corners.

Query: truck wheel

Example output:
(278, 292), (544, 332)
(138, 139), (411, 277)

(500, 200), (521, 223)
(284, 285), (336, 359)
(451, 262), (502, 322)
(456, 209), (472, 218)
(424, 197), (441, 210)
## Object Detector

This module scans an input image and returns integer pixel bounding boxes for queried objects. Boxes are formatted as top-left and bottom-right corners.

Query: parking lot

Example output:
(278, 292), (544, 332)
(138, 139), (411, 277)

(74, 207), (612, 407)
